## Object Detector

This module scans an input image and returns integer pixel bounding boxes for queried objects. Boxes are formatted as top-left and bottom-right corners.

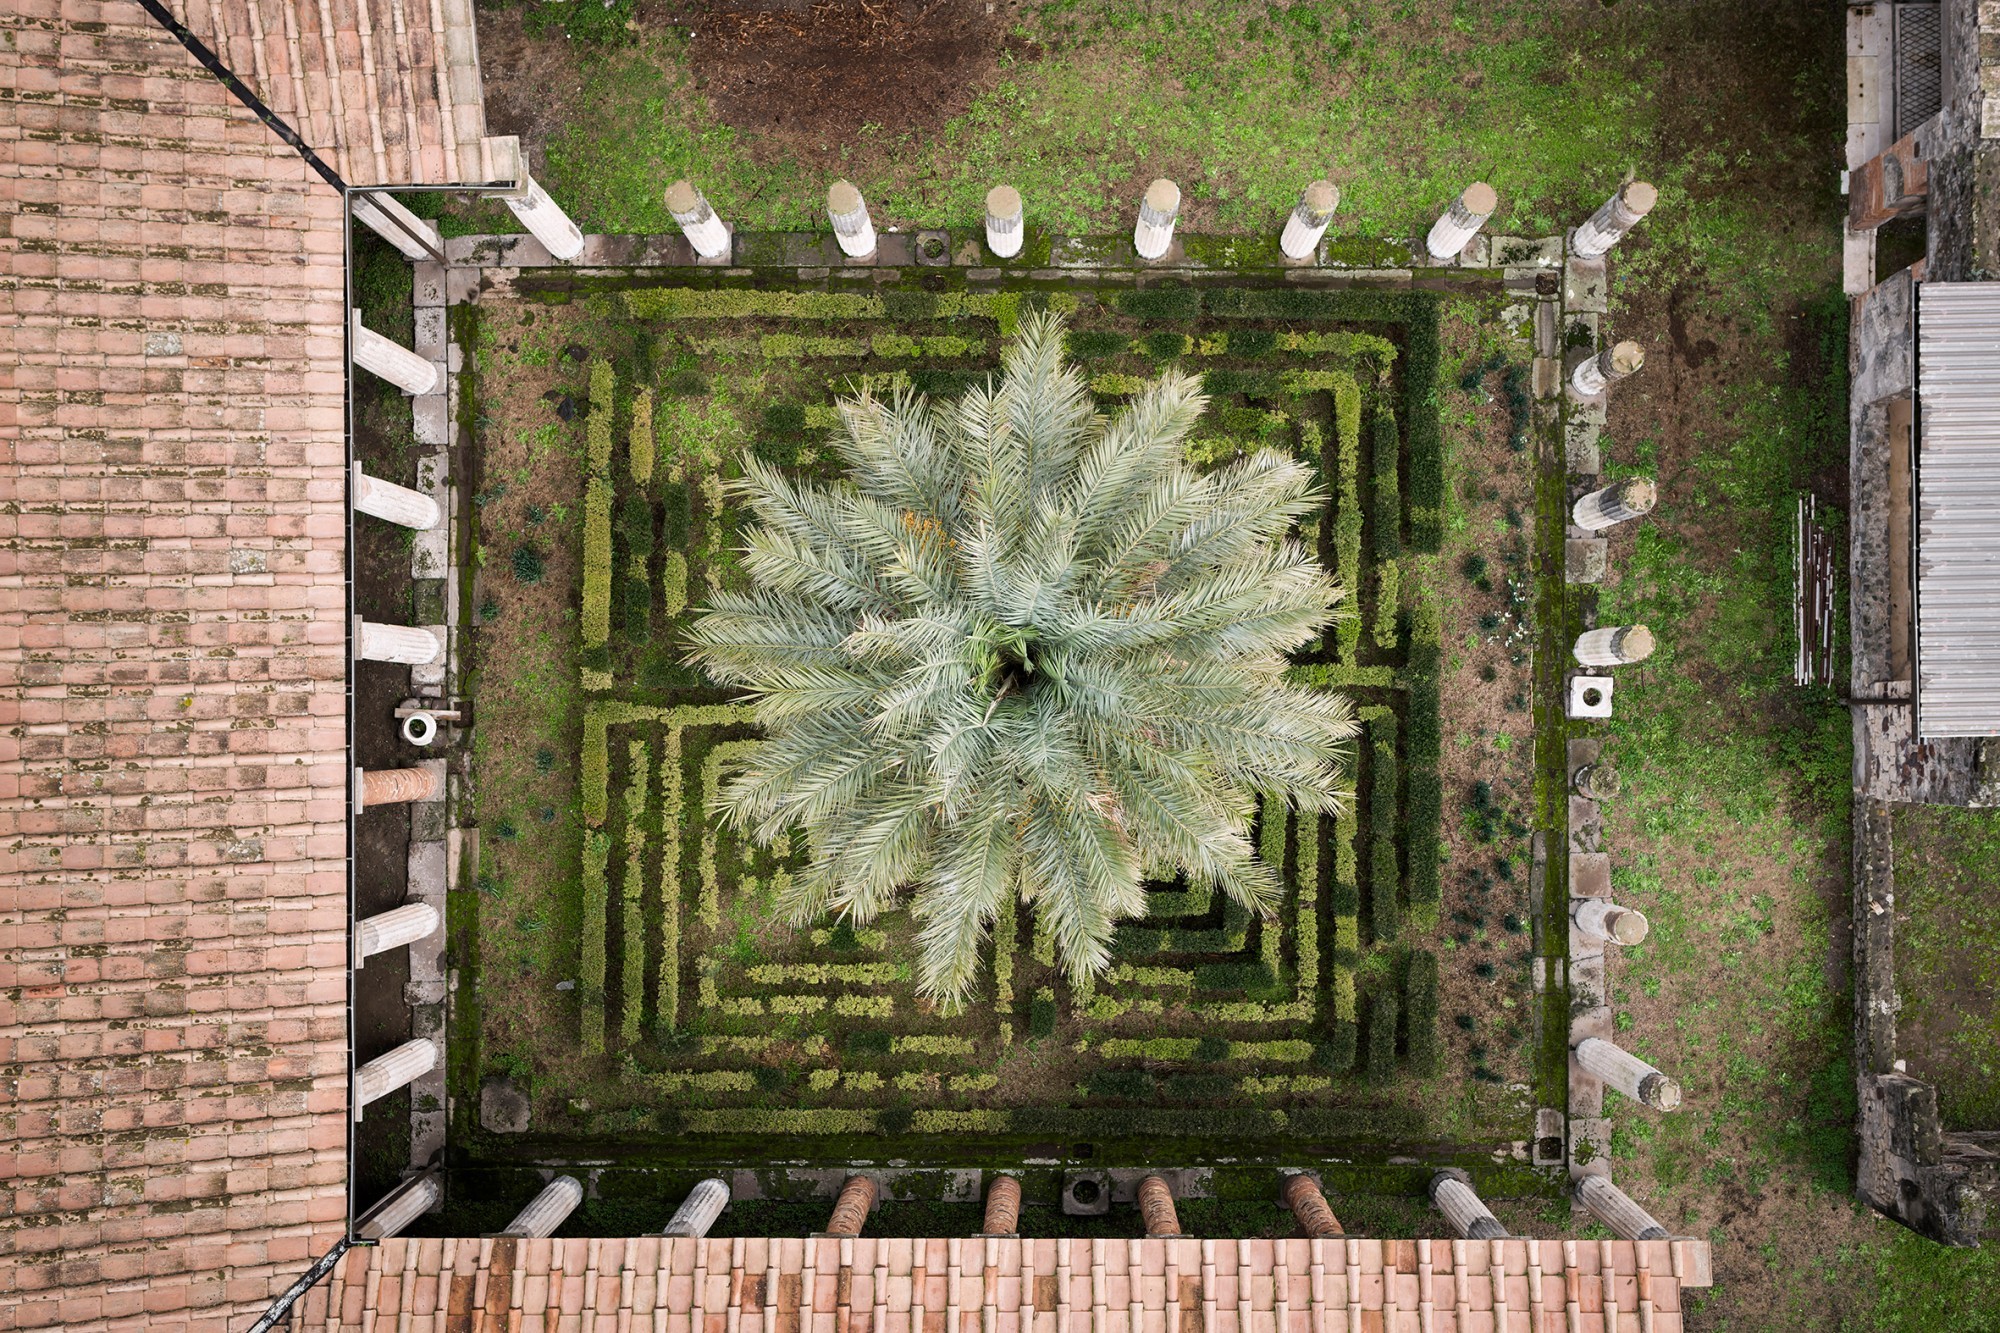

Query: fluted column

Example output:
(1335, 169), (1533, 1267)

(352, 192), (441, 261)
(1281, 1173), (1344, 1238)
(1572, 763), (1621, 800)
(1573, 897), (1650, 946)
(1429, 1169), (1507, 1240)
(355, 765), (446, 811)
(984, 186), (1025, 259)
(356, 619), (443, 666)
(1137, 1175), (1181, 1236)
(1573, 625), (1655, 667)
(354, 902), (442, 967)
(504, 176), (585, 262)
(663, 1178), (732, 1237)
(502, 1176), (585, 1238)
(1426, 183), (1497, 260)
(828, 181), (877, 260)
(1575, 1176), (1671, 1240)
(1572, 477), (1656, 531)
(824, 1175), (876, 1236)
(1570, 181), (1658, 260)
(1279, 180), (1340, 260)
(358, 1175), (443, 1239)
(353, 462), (441, 530)
(665, 180), (731, 260)
(1570, 341), (1646, 397)
(1574, 1037), (1682, 1110)
(354, 1039), (438, 1118)
(351, 311), (440, 396)
(976, 1174), (1022, 1235)
(1133, 179), (1180, 261)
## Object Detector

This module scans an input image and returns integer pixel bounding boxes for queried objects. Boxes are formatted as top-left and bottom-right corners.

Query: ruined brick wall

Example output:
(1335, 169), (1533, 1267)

(0, 1), (350, 1327)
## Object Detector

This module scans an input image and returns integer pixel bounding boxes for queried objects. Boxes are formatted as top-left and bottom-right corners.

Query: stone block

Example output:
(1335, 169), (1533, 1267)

(1566, 538), (1608, 583)
(1457, 234), (1492, 268)
(1492, 235), (1565, 267)
(1571, 851), (1612, 898)
(411, 625), (448, 690)
(1564, 256), (1608, 312)
(1565, 412), (1603, 475)
(1532, 356), (1560, 400)
(414, 262), (446, 308)
(1567, 737), (1604, 771)
(413, 393), (448, 447)
(1568, 1117), (1613, 1178)
(1570, 796), (1603, 854)
(413, 306), (447, 360)
(445, 266), (483, 305)
(1568, 674), (1614, 719)
(482, 1077), (532, 1134)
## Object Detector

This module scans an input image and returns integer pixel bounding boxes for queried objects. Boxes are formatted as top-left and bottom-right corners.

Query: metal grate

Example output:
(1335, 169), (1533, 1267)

(1894, 3), (1943, 139)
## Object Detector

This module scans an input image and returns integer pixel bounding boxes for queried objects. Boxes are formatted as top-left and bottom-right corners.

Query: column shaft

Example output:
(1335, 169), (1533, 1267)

(1134, 179), (1181, 261)
(357, 619), (443, 666)
(358, 1175), (443, 1239)
(356, 902), (442, 965)
(1574, 1037), (1682, 1111)
(502, 1176), (585, 1238)
(352, 312), (439, 396)
(1572, 897), (1650, 946)
(985, 186), (1025, 259)
(504, 175), (586, 261)
(666, 181), (731, 260)
(1137, 1175), (1181, 1236)
(354, 462), (442, 530)
(828, 181), (877, 260)
(1425, 183), (1497, 260)
(1570, 181), (1658, 259)
(357, 765), (446, 810)
(1573, 625), (1656, 667)
(825, 1175), (876, 1236)
(663, 1178), (732, 1237)
(981, 1175), (1023, 1235)
(1281, 1173), (1344, 1238)
(1572, 763), (1622, 801)
(355, 1039), (438, 1115)
(1279, 181), (1340, 260)
(1572, 477), (1656, 531)
(352, 192), (441, 261)
(1575, 1176), (1670, 1241)
(1570, 341), (1646, 397)
(1429, 1170), (1508, 1240)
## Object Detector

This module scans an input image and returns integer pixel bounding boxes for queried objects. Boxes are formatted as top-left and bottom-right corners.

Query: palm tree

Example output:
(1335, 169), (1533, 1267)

(687, 310), (1356, 1007)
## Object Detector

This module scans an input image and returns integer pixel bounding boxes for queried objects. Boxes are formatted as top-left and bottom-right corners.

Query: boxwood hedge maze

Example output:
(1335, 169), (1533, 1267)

(459, 279), (1501, 1180)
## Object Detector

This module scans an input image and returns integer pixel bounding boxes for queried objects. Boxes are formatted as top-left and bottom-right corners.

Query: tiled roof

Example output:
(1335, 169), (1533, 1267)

(0, 1), (351, 1328)
(298, 1237), (1714, 1333)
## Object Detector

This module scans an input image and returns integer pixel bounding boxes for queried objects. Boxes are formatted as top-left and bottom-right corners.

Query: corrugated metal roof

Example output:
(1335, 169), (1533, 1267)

(1915, 281), (2000, 737)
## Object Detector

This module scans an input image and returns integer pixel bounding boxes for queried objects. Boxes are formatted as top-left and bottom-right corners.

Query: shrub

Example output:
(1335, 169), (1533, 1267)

(511, 544), (545, 585)
(581, 475), (612, 648)
(1117, 285), (1202, 320)
(762, 402), (807, 436)
(661, 551), (689, 618)
(1229, 328), (1276, 358)
(1028, 987), (1057, 1038)
(660, 481), (692, 548)
(624, 289), (884, 321)
(846, 1030), (893, 1055)
(1403, 294), (1444, 550)
(585, 361), (616, 472)
(1193, 962), (1278, 992)
(629, 389), (654, 487)
(1373, 560), (1400, 649)
(1371, 405), (1402, 560)
(1066, 330), (1131, 360)
(1365, 991), (1399, 1083)
(1163, 1073), (1236, 1099)
(1143, 331), (1191, 360)
(617, 491), (654, 558)
(1405, 951), (1442, 1075)
(1086, 1071), (1154, 1100)
(1314, 1026), (1357, 1073)
(622, 566), (652, 642)
(1192, 1035), (1231, 1063)
(754, 435), (799, 467)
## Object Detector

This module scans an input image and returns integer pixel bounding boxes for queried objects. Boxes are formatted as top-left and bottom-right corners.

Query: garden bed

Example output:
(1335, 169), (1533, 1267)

(452, 274), (1541, 1176)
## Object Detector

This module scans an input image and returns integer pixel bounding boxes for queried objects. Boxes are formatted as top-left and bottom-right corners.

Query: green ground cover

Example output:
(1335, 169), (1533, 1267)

(1891, 804), (2000, 1131)
(457, 276), (1531, 1166)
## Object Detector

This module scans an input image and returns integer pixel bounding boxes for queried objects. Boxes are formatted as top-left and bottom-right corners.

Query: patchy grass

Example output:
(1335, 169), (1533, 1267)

(1892, 805), (2000, 1131)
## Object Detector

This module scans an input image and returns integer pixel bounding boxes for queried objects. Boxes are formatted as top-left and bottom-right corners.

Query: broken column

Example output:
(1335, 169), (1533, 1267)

(501, 1176), (585, 1238)
(1572, 897), (1650, 946)
(1570, 341), (1646, 397)
(1281, 1173), (1345, 1238)
(665, 180), (731, 261)
(662, 1178), (732, 1237)
(1280, 180), (1341, 260)
(1573, 625), (1655, 667)
(827, 181), (877, 260)
(981, 1175), (1022, 1235)
(1425, 183), (1497, 261)
(356, 619), (442, 666)
(1574, 1036), (1682, 1111)
(357, 1175), (443, 1239)
(824, 1175), (876, 1236)
(355, 902), (442, 966)
(1574, 1176), (1671, 1241)
(1133, 179), (1181, 261)
(353, 462), (441, 530)
(1569, 181), (1658, 260)
(1428, 1169), (1508, 1240)
(1137, 1175), (1182, 1236)
(351, 311), (440, 396)
(351, 192), (441, 261)
(1571, 477), (1657, 530)
(985, 186), (1025, 259)
(1572, 763), (1621, 801)
(354, 765), (446, 811)
(485, 133), (585, 261)
(354, 1038), (438, 1117)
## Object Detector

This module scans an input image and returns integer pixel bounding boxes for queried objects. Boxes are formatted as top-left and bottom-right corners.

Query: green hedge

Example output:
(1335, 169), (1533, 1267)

(580, 829), (610, 1055)
(1332, 380), (1364, 663)
(1404, 951), (1441, 1076)
(1367, 711), (1401, 945)
(1365, 990), (1399, 1083)
(1115, 285), (1202, 321)
(1404, 591), (1444, 916)
(1315, 1023), (1358, 1074)
(1403, 294), (1444, 551)
(1372, 404), (1402, 560)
